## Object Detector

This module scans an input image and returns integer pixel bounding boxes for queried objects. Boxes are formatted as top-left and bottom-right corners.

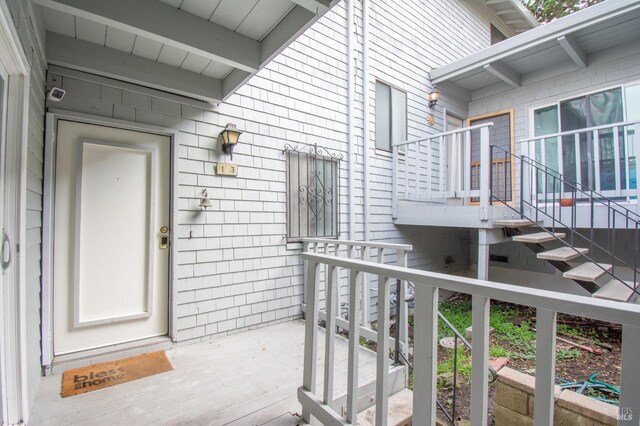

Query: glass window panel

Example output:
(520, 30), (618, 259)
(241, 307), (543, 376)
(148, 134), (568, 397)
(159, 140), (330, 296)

(391, 88), (407, 147)
(560, 97), (587, 131)
(534, 105), (559, 137)
(625, 84), (640, 121)
(375, 82), (391, 150)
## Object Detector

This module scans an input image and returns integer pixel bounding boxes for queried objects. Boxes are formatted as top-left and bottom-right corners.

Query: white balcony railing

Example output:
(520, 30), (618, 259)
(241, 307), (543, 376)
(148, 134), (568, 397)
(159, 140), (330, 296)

(392, 123), (493, 221)
(522, 120), (640, 210)
(298, 252), (640, 425)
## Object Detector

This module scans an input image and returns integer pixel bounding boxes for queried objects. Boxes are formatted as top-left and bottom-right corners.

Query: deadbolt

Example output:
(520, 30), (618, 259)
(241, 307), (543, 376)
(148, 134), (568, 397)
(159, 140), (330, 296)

(160, 226), (169, 234)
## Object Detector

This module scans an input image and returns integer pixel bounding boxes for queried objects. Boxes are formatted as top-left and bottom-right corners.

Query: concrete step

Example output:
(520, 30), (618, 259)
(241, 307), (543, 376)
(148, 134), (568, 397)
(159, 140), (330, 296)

(593, 279), (637, 302)
(537, 247), (588, 262)
(563, 262), (612, 282)
(357, 388), (412, 426)
(512, 232), (565, 244)
(493, 219), (536, 228)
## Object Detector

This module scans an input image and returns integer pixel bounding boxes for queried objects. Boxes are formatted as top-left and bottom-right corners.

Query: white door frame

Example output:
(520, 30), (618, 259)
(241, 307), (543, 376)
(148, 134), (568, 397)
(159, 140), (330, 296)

(0, 1), (30, 424)
(42, 110), (179, 369)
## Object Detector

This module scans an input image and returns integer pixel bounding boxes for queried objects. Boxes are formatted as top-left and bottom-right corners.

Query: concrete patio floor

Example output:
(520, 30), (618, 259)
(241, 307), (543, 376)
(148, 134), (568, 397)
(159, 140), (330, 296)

(30, 320), (382, 425)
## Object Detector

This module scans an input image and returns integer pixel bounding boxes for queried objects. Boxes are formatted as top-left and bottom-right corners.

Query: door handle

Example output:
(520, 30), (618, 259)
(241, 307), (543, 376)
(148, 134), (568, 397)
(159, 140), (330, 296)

(1, 231), (11, 271)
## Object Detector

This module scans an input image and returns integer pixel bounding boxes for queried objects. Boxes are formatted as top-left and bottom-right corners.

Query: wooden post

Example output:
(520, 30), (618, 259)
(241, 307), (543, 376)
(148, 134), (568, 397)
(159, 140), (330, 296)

(479, 126), (490, 221)
(346, 270), (361, 424)
(471, 229), (490, 426)
(412, 283), (438, 425)
(534, 309), (557, 426)
(302, 260), (319, 423)
(376, 276), (390, 426)
(397, 249), (409, 386)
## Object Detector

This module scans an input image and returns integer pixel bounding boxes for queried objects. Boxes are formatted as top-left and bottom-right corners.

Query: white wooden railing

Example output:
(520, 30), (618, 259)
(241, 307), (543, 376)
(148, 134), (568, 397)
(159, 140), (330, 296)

(522, 120), (640, 207)
(300, 238), (412, 330)
(298, 253), (640, 426)
(392, 123), (493, 221)
(299, 238), (413, 423)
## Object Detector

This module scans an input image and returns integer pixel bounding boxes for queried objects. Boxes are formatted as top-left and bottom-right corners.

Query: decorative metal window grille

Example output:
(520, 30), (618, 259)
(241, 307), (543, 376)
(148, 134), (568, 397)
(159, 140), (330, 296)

(285, 144), (341, 241)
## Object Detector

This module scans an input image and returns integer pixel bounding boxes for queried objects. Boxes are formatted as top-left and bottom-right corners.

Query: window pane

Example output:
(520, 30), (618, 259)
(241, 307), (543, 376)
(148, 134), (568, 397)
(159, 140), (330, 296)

(626, 84), (640, 121)
(560, 97), (587, 131)
(375, 82), (391, 150)
(534, 105), (558, 137)
(589, 88), (623, 126)
(391, 88), (407, 147)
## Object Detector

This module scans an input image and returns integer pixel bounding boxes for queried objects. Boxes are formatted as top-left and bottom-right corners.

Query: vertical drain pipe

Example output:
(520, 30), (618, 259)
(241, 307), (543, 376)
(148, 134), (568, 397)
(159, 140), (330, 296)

(347, 0), (355, 240)
(362, 0), (370, 243)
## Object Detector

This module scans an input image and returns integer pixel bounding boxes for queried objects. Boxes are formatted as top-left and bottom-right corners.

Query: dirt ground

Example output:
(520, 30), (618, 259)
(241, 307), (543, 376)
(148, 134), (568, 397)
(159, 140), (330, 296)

(433, 299), (622, 424)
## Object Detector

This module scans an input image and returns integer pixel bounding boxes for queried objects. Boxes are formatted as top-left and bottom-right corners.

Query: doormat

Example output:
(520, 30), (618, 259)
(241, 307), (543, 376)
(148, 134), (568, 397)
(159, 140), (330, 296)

(60, 351), (172, 397)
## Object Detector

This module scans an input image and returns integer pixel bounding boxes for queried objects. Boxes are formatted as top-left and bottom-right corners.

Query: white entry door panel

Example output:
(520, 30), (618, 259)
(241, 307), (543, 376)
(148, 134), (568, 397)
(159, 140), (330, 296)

(54, 120), (170, 355)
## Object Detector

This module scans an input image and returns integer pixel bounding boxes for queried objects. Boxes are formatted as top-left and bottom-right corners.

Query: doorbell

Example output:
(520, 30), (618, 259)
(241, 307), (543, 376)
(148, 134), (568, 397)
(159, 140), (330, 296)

(47, 87), (66, 102)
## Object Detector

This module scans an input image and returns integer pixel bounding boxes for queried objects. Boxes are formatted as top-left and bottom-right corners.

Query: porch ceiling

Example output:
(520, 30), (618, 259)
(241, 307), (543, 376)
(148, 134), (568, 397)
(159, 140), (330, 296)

(432, 0), (640, 98)
(34, 0), (338, 103)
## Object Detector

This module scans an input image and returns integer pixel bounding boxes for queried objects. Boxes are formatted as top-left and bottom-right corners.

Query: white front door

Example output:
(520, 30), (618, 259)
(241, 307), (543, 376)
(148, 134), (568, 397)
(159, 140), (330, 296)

(53, 120), (170, 355)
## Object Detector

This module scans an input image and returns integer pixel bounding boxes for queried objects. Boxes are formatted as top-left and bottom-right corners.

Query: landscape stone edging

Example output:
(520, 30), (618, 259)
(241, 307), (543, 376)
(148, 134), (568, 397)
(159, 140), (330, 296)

(495, 367), (617, 426)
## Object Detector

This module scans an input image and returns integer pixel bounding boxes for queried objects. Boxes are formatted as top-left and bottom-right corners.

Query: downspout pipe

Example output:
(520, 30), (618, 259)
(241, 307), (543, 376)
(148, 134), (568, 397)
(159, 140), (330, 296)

(362, 0), (370, 242)
(347, 0), (355, 240)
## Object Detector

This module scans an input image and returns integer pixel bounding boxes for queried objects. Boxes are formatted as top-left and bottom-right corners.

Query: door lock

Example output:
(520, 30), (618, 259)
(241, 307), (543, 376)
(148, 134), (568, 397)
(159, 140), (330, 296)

(159, 226), (169, 250)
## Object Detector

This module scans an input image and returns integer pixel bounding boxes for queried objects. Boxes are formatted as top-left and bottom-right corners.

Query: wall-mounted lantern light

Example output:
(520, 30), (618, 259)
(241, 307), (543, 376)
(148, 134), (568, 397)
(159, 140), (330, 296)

(199, 189), (212, 209)
(220, 123), (243, 160)
(428, 91), (440, 109)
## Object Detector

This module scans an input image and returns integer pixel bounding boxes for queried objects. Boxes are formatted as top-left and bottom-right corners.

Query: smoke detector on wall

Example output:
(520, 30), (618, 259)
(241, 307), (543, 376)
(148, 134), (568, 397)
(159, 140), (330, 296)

(47, 87), (65, 102)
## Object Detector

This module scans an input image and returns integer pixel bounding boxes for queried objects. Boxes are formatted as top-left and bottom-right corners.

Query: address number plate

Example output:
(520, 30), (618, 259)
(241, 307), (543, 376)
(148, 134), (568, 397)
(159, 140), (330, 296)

(216, 163), (238, 176)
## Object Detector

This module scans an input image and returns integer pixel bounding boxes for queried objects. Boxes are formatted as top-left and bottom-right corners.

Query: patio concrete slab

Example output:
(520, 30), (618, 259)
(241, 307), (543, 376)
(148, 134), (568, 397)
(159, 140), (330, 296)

(30, 320), (382, 425)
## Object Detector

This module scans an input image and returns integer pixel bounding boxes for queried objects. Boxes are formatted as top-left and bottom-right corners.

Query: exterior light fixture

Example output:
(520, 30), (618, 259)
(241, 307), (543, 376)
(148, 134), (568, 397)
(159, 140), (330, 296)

(199, 189), (212, 209)
(428, 91), (440, 109)
(220, 123), (242, 160)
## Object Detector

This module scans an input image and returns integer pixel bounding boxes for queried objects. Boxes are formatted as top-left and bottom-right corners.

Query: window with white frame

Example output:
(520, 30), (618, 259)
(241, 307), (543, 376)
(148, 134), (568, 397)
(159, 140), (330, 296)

(285, 144), (340, 241)
(375, 81), (407, 151)
(533, 85), (638, 193)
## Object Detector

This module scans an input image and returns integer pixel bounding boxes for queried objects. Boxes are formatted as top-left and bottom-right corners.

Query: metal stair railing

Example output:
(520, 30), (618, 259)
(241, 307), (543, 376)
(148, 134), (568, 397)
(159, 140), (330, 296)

(490, 144), (639, 300)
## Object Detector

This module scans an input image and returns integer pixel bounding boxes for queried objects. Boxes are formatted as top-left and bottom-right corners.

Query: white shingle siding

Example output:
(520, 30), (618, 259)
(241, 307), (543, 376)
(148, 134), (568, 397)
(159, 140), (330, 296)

(41, 1), (503, 341)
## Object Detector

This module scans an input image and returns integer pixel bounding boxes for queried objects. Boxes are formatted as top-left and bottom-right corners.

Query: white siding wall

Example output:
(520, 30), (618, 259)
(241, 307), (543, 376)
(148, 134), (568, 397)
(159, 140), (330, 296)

(5, 0), (47, 407)
(41, 1), (507, 343)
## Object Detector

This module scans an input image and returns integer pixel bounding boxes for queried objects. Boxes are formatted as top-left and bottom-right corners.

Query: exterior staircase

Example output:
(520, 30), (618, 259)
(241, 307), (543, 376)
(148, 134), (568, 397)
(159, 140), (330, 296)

(489, 145), (639, 303)
(493, 218), (638, 303)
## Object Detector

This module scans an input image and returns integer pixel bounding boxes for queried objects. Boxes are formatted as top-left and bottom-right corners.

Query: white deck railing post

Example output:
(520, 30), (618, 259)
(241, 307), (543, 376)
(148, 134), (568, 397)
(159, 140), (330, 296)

(396, 249), (409, 386)
(413, 282), (438, 425)
(361, 245), (370, 328)
(470, 295), (490, 426)
(464, 130), (471, 199)
(392, 145), (398, 218)
(620, 325), (640, 425)
(323, 246), (339, 406)
(534, 309), (557, 426)
(346, 269), (361, 424)
(376, 275), (390, 426)
(479, 126), (491, 221)
(302, 259), (319, 424)
(302, 241), (310, 309)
